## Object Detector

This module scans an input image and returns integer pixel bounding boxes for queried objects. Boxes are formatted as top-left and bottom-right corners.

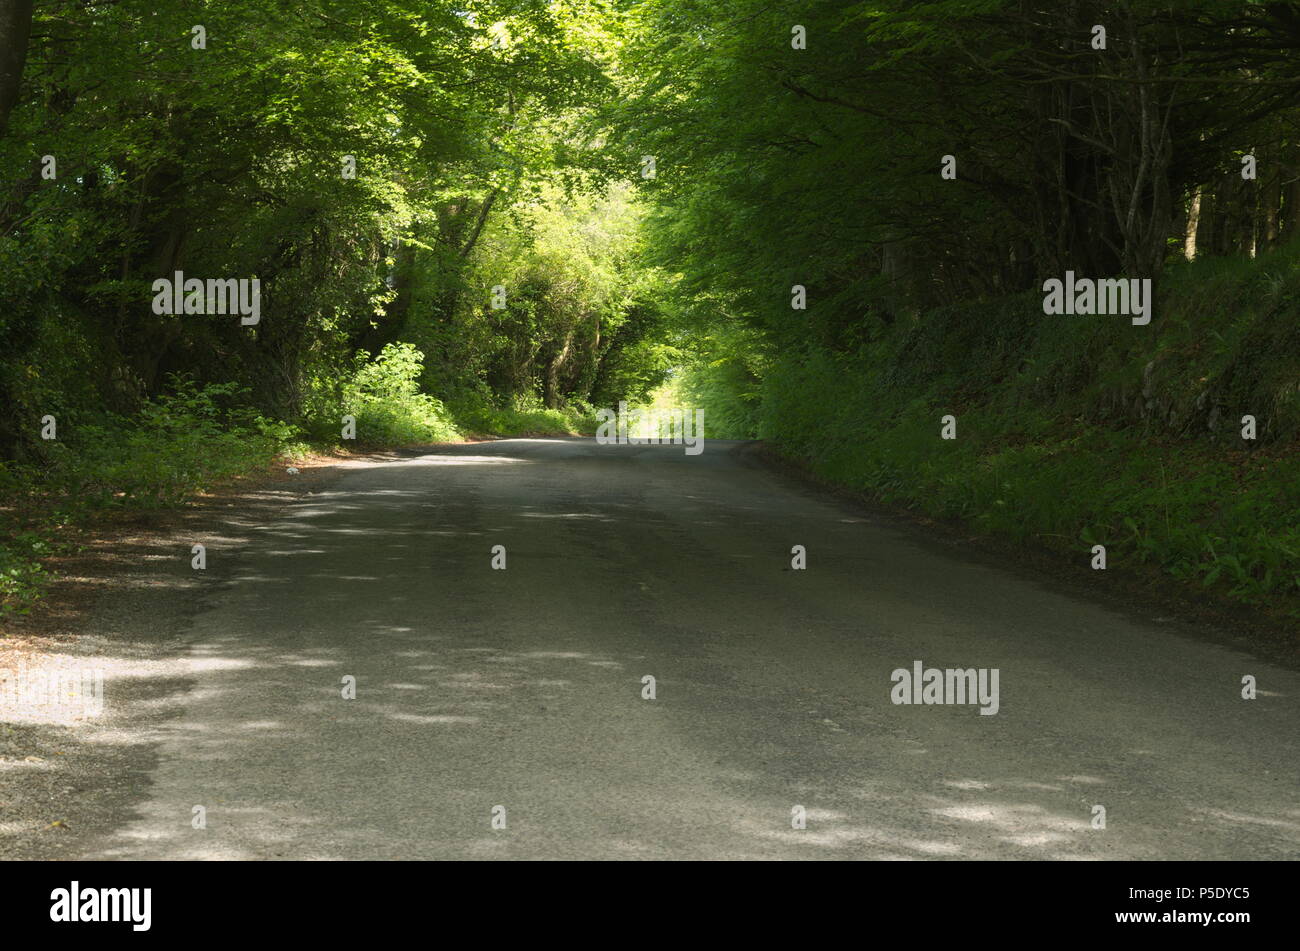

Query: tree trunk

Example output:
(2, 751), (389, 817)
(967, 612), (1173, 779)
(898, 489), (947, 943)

(0, 0), (34, 136)
(1184, 188), (1201, 260)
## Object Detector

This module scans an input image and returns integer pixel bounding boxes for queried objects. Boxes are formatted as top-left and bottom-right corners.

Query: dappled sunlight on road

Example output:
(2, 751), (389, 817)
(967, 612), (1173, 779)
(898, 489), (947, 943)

(11, 438), (1294, 861)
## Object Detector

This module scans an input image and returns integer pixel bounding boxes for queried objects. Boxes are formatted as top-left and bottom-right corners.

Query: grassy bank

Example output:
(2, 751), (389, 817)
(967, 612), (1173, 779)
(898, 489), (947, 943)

(450, 396), (596, 439)
(0, 378), (304, 615)
(0, 343), (595, 617)
(700, 244), (1300, 625)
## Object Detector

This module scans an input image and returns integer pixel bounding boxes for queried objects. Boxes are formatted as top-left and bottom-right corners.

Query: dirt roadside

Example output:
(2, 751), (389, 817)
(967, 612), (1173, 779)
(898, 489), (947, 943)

(0, 444), (476, 860)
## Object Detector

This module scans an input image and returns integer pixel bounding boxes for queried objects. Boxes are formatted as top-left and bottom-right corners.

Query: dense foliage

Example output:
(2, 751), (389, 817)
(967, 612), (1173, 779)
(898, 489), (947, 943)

(0, 0), (663, 464)
(1, 0), (1297, 618)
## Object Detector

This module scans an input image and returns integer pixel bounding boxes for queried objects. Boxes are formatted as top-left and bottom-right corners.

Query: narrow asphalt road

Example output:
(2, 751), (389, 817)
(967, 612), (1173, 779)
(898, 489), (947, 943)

(79, 439), (1299, 860)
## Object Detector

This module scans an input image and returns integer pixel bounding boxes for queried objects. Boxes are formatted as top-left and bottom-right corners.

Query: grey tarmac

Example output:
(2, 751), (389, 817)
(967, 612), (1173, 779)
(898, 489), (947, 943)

(57, 438), (1300, 860)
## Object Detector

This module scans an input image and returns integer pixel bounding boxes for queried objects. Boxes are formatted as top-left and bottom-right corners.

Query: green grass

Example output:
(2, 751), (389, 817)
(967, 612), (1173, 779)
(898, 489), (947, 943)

(766, 370), (1299, 617)
(0, 378), (299, 615)
(0, 344), (605, 616)
(733, 242), (1300, 623)
(451, 394), (596, 437)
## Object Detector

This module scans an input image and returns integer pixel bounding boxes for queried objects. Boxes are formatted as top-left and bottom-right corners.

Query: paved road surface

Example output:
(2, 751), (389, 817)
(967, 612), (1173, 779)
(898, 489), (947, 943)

(78, 439), (1300, 859)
